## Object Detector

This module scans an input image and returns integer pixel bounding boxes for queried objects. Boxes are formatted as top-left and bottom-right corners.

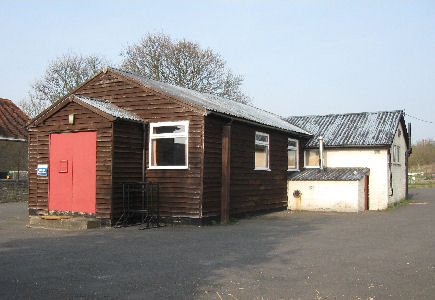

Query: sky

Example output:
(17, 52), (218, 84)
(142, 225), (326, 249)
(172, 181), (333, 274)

(1, 0), (434, 143)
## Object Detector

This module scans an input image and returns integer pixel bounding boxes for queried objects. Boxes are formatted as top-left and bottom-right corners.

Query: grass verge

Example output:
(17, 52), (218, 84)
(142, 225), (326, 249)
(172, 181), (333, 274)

(387, 198), (412, 210)
(408, 183), (435, 189)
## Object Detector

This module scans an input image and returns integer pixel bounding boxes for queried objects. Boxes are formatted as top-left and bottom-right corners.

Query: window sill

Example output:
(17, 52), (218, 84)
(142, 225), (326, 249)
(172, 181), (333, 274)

(148, 166), (188, 170)
(254, 168), (271, 171)
(304, 166), (320, 169)
(287, 168), (299, 172)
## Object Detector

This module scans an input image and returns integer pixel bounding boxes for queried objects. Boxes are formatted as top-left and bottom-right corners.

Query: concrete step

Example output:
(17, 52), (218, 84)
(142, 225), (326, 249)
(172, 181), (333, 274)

(28, 216), (101, 230)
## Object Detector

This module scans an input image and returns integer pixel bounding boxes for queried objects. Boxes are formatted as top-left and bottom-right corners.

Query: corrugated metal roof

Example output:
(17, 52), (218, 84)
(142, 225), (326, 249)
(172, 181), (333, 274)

(286, 110), (404, 148)
(112, 68), (310, 135)
(288, 168), (369, 181)
(74, 95), (143, 122)
(0, 98), (29, 139)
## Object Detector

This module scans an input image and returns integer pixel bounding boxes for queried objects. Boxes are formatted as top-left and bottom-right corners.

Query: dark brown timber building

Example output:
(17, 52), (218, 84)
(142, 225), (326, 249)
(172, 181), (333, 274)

(27, 67), (310, 225)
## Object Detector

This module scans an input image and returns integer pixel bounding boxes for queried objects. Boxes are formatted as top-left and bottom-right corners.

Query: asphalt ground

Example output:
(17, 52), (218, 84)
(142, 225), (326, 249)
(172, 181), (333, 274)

(0, 189), (434, 299)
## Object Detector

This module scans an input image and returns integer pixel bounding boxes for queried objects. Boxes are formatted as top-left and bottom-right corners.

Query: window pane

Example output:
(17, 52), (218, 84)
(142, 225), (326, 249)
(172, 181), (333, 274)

(288, 149), (297, 169)
(151, 137), (186, 166)
(255, 144), (268, 168)
(305, 149), (319, 167)
(255, 133), (268, 143)
(153, 125), (186, 135)
(288, 140), (297, 148)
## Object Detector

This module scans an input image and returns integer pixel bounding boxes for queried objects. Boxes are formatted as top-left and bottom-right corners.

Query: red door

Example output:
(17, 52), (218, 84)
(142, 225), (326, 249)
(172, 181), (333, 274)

(49, 132), (97, 213)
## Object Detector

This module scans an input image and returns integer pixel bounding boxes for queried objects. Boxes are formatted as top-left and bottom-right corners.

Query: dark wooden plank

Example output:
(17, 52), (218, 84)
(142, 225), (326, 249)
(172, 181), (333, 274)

(221, 124), (231, 223)
(28, 102), (113, 219)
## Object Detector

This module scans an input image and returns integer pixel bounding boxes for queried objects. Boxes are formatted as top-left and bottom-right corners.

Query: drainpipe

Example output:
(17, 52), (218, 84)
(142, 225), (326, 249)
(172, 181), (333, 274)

(319, 136), (324, 170)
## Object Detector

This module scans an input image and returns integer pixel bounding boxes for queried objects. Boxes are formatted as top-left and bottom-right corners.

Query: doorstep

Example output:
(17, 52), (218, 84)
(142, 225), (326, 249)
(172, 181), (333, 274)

(28, 215), (101, 230)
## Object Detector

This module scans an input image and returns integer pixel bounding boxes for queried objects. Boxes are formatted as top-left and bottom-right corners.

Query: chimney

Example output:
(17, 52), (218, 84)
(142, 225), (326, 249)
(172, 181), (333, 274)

(319, 136), (324, 170)
(408, 122), (412, 146)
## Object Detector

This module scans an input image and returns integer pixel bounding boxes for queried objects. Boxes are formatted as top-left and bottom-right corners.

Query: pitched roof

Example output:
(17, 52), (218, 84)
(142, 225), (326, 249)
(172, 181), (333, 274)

(112, 68), (310, 135)
(0, 98), (30, 140)
(288, 168), (370, 181)
(286, 110), (406, 148)
(74, 95), (143, 122)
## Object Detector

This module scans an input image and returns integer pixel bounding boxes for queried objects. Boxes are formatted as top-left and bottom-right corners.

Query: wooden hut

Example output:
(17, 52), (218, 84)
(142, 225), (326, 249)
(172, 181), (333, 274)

(27, 67), (310, 225)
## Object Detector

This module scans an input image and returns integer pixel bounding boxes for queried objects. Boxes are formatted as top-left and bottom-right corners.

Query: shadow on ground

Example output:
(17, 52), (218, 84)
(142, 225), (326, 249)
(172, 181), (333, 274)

(0, 208), (322, 299)
(1, 189), (434, 299)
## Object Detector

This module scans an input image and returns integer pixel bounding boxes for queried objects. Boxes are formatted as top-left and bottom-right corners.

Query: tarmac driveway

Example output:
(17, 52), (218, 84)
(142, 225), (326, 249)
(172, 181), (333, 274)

(0, 189), (434, 299)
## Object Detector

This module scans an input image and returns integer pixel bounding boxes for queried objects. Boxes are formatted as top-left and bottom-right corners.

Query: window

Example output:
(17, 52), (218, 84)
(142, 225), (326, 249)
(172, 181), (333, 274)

(288, 138), (299, 171)
(304, 149), (319, 168)
(255, 132), (269, 170)
(392, 145), (400, 164)
(149, 121), (189, 169)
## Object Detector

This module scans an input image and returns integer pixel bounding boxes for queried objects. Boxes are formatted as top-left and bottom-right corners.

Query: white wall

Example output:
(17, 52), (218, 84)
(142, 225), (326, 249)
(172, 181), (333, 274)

(325, 148), (388, 210)
(389, 123), (408, 204)
(313, 123), (408, 209)
(288, 179), (364, 212)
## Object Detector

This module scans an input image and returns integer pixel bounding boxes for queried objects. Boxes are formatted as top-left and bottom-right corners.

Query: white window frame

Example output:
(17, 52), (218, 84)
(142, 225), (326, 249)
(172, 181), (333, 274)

(392, 145), (400, 164)
(304, 149), (320, 168)
(287, 138), (299, 171)
(254, 131), (270, 171)
(149, 121), (189, 170)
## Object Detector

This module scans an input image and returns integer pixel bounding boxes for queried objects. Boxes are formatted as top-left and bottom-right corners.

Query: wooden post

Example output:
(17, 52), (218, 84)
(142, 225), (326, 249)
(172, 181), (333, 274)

(221, 123), (231, 224)
(364, 175), (369, 210)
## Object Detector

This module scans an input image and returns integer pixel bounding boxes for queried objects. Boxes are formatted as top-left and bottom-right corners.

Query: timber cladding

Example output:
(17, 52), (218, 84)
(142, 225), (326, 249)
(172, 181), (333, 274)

(28, 71), (206, 222)
(112, 120), (143, 220)
(76, 72), (205, 218)
(28, 68), (308, 224)
(28, 102), (113, 219)
(202, 116), (223, 217)
(203, 115), (296, 217)
(230, 121), (289, 214)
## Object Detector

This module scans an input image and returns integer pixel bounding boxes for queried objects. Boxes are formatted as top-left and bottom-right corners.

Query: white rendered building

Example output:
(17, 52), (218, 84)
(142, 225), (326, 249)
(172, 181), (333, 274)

(286, 110), (410, 212)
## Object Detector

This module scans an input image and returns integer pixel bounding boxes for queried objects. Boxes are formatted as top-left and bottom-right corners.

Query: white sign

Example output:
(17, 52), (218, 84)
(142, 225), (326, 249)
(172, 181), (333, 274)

(37, 164), (48, 176)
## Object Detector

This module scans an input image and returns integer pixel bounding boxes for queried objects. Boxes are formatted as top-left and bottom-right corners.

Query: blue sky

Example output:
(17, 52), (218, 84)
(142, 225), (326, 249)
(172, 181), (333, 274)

(1, 0), (434, 142)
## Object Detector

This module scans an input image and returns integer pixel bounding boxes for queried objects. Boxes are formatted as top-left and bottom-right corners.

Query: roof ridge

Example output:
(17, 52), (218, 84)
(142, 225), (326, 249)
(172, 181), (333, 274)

(111, 67), (288, 118)
(201, 91), (287, 119)
(285, 109), (406, 147)
(108, 66), (164, 86)
(108, 67), (310, 135)
(0, 98), (13, 103)
(111, 66), (246, 105)
(74, 94), (110, 103)
(288, 109), (404, 119)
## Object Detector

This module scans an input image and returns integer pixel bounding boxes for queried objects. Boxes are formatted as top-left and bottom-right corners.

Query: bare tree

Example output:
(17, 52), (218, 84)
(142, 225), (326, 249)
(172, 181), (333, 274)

(121, 33), (250, 103)
(21, 53), (108, 117)
(18, 97), (49, 119)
